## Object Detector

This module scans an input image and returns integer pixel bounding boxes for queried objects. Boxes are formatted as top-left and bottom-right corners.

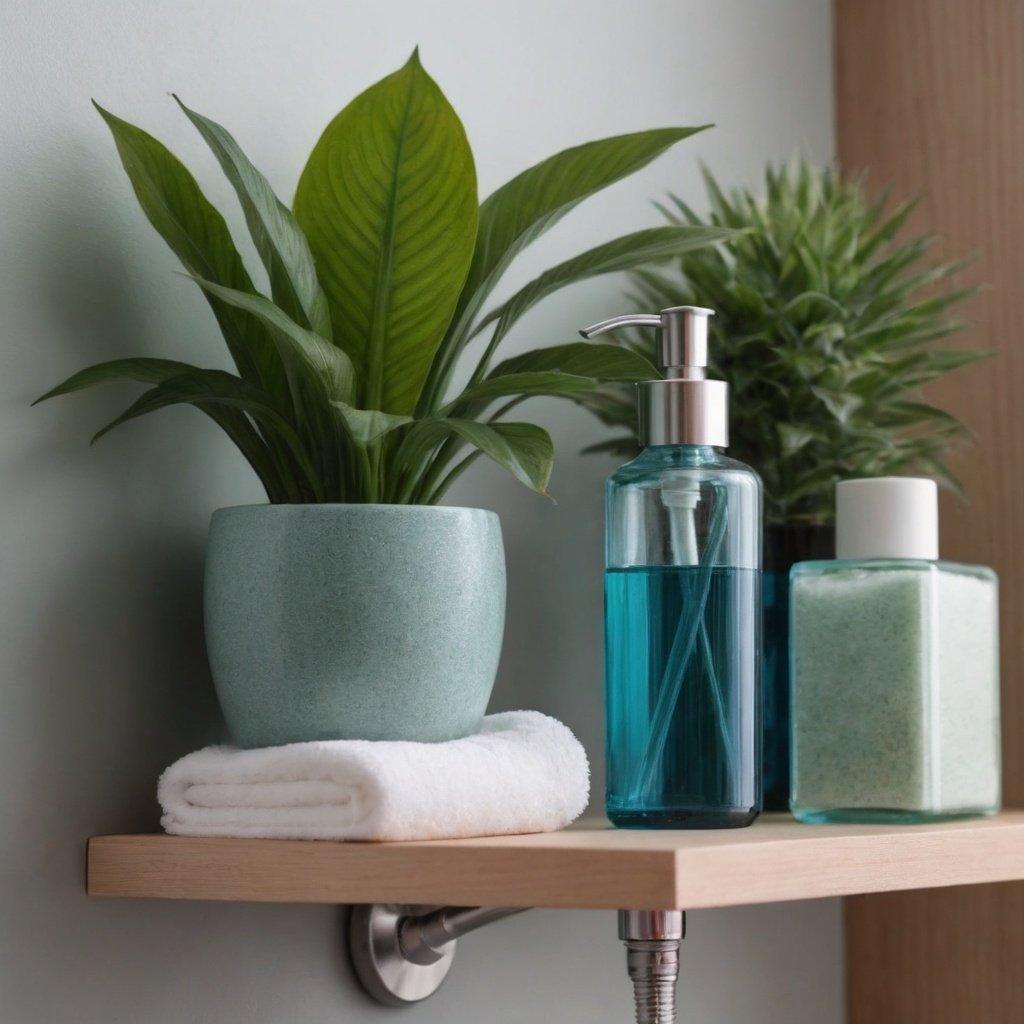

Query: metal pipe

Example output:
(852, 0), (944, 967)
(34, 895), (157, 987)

(619, 910), (686, 1024)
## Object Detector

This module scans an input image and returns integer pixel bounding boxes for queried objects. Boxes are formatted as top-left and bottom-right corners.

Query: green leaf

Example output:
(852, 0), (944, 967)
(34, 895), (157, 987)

(189, 278), (354, 403)
(90, 368), (322, 500)
(459, 127), (710, 319)
(33, 358), (199, 403)
(445, 371), (595, 413)
(93, 102), (282, 395)
(701, 162), (742, 225)
(93, 368), (294, 442)
(419, 125), (711, 412)
(476, 226), (735, 353)
(489, 342), (658, 382)
(444, 341), (660, 415)
(293, 50), (478, 414)
(33, 357), (302, 501)
(331, 402), (412, 446)
(856, 196), (919, 260)
(776, 422), (821, 457)
(175, 97), (331, 337)
(576, 384), (639, 429)
(782, 290), (849, 321)
(396, 418), (553, 494)
(466, 125), (712, 307)
(918, 349), (990, 374)
(885, 401), (967, 430)
(186, 278), (354, 502)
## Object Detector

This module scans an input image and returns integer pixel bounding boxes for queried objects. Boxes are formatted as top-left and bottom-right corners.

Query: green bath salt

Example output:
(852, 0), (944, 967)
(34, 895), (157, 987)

(789, 479), (1001, 824)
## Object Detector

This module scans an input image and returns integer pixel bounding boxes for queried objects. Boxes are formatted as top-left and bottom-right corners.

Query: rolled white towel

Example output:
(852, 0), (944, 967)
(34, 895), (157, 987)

(158, 710), (590, 841)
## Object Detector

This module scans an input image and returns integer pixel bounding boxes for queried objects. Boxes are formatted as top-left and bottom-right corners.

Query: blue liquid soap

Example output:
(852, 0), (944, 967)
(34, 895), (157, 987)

(605, 565), (761, 828)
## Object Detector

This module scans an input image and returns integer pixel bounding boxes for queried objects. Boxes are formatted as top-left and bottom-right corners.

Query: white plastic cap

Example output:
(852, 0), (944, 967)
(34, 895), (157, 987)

(836, 477), (939, 560)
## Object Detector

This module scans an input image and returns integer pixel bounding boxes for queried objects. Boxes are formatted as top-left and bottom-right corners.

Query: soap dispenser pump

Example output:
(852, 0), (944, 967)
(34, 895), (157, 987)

(583, 306), (763, 828)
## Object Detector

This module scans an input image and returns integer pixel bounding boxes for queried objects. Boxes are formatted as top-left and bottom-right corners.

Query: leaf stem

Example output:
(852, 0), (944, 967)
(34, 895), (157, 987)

(425, 450), (482, 504)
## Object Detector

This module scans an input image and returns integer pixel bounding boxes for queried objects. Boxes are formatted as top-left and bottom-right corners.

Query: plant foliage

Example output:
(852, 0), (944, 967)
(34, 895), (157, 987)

(582, 161), (983, 525)
(37, 51), (729, 504)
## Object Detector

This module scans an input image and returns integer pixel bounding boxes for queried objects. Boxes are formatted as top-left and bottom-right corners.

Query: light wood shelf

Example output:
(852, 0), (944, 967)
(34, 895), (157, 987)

(87, 812), (1024, 911)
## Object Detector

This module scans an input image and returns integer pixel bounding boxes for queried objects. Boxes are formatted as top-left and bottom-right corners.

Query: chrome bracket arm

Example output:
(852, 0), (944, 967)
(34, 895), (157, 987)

(350, 904), (686, 1021)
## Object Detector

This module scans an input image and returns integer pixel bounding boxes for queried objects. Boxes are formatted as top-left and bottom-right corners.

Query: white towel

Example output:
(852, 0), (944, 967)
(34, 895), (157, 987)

(158, 710), (590, 841)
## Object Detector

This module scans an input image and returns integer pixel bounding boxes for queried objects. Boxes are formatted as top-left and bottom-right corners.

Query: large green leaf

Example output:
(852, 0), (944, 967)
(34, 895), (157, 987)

(33, 357), (300, 500)
(92, 368), (296, 442)
(33, 358), (199, 403)
(175, 97), (331, 337)
(331, 402), (412, 447)
(488, 342), (658, 381)
(419, 125), (711, 411)
(293, 50), (478, 414)
(444, 371), (595, 413)
(189, 280), (354, 499)
(475, 226), (735, 356)
(93, 103), (282, 395)
(189, 278), (354, 404)
(396, 418), (553, 495)
(452, 127), (711, 341)
(90, 368), (320, 501)
(444, 342), (658, 417)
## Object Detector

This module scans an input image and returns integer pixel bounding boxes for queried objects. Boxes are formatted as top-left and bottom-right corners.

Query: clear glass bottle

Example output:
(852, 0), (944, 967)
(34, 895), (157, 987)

(583, 307), (762, 828)
(790, 477), (1001, 823)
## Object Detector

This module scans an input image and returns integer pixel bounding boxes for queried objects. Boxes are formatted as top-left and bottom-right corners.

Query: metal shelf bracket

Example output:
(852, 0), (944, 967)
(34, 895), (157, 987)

(349, 904), (686, 1021)
(349, 903), (526, 1006)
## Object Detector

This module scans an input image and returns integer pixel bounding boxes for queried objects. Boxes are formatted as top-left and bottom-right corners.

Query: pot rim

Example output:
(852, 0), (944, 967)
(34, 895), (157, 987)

(211, 502), (498, 516)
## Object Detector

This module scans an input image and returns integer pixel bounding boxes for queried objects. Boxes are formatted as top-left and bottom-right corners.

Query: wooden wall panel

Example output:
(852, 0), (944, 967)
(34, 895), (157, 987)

(846, 886), (1024, 1024)
(836, 0), (1024, 804)
(836, 1), (1024, 1021)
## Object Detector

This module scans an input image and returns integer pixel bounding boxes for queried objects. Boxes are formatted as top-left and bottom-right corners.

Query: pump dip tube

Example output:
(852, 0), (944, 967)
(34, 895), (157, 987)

(585, 306), (763, 828)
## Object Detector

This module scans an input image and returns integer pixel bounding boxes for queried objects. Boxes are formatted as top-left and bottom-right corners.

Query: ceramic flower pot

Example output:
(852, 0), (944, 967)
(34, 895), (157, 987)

(204, 504), (506, 748)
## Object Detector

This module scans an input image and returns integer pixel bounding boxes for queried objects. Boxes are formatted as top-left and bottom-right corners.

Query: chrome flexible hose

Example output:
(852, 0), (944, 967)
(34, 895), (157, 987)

(619, 910), (685, 1024)
(625, 939), (679, 1024)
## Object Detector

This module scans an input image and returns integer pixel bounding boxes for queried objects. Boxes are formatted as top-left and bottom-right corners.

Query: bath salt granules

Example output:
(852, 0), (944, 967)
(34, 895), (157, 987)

(788, 475), (1001, 824)
(790, 561), (1000, 822)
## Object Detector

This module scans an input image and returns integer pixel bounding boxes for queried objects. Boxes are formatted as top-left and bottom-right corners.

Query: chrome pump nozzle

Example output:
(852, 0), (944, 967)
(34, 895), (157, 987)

(580, 305), (714, 381)
(580, 306), (727, 447)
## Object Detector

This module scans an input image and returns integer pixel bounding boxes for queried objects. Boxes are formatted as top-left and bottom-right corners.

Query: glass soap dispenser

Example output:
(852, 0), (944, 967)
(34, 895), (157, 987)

(582, 306), (762, 828)
(790, 477), (1001, 823)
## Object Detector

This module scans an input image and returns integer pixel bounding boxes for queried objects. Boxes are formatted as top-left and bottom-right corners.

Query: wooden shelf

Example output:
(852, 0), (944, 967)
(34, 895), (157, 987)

(86, 812), (1024, 911)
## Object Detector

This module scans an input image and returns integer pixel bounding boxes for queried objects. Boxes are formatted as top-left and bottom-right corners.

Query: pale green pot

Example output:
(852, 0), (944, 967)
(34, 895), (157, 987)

(204, 504), (506, 748)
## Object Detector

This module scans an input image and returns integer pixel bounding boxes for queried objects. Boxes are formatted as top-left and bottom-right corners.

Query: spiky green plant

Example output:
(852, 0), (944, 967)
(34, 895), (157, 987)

(581, 161), (983, 525)
(36, 52), (730, 504)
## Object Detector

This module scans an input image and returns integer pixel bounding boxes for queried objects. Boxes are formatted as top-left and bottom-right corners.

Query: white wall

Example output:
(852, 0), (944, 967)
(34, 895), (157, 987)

(0, 2), (841, 1022)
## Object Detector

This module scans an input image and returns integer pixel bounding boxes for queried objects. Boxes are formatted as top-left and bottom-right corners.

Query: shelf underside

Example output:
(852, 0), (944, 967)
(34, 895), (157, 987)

(87, 812), (1024, 910)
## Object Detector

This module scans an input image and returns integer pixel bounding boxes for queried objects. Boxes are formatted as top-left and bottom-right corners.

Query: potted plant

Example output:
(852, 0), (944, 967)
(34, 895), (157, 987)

(37, 51), (728, 747)
(581, 161), (982, 808)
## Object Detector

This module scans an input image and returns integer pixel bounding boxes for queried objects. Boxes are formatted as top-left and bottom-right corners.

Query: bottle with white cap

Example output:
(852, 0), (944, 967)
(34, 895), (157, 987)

(790, 476), (1001, 823)
(581, 306), (762, 828)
